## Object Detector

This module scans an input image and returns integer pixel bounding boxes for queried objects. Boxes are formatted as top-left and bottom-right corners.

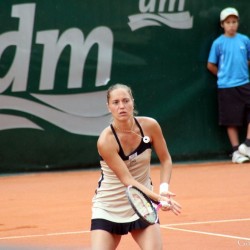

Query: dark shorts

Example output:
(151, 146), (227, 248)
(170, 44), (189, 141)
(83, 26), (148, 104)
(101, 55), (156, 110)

(218, 83), (250, 126)
(90, 218), (157, 235)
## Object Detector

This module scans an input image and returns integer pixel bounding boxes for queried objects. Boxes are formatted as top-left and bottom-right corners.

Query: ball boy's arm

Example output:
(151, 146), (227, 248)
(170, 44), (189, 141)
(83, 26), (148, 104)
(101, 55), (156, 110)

(207, 62), (218, 76)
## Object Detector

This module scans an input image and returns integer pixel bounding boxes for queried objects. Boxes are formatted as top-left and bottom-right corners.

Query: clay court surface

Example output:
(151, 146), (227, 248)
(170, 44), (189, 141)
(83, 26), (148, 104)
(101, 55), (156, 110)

(0, 161), (250, 250)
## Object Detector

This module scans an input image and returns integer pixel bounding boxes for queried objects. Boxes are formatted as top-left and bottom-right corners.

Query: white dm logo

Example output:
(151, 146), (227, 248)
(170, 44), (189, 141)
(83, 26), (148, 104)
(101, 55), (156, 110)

(0, 4), (113, 136)
(128, 0), (193, 31)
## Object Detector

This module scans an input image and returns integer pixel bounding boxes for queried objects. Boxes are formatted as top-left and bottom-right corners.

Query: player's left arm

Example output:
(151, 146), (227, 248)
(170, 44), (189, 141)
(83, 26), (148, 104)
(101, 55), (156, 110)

(147, 118), (172, 187)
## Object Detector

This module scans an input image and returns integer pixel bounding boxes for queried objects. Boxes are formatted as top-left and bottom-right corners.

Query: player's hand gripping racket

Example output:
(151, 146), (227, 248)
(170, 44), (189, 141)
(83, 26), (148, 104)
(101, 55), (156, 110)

(126, 185), (171, 225)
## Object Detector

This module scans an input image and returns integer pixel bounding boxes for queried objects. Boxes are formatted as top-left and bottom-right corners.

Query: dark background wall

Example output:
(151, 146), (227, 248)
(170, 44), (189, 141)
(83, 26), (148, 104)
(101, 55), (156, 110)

(0, 0), (249, 172)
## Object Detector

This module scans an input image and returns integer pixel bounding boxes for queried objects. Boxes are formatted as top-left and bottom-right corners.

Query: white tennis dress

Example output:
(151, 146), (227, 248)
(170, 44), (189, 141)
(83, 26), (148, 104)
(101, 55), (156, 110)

(92, 118), (153, 223)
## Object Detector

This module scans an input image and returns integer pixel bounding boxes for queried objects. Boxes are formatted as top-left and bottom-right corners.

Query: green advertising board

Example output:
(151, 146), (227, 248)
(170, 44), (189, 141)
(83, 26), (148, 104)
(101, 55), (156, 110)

(0, 1), (249, 172)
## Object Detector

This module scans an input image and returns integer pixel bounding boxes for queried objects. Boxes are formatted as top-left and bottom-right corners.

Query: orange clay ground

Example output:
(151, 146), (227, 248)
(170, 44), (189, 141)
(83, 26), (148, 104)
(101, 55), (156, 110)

(0, 161), (250, 250)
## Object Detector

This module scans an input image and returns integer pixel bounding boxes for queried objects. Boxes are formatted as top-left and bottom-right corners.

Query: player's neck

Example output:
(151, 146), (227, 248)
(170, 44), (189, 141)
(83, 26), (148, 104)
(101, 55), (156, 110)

(113, 117), (135, 133)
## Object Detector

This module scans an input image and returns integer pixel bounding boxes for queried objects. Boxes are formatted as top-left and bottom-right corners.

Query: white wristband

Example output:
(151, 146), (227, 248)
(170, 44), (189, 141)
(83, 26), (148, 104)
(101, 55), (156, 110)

(159, 182), (169, 194)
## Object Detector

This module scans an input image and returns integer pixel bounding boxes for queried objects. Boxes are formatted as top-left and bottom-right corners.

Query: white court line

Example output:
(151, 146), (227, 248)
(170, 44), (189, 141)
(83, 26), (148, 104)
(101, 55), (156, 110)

(1, 218), (250, 241)
(0, 231), (89, 241)
(160, 218), (250, 241)
(164, 217), (250, 227)
(161, 226), (250, 241)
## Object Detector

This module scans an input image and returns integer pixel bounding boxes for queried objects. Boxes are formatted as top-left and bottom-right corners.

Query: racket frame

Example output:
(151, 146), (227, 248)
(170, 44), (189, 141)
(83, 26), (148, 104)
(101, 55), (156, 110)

(126, 185), (159, 225)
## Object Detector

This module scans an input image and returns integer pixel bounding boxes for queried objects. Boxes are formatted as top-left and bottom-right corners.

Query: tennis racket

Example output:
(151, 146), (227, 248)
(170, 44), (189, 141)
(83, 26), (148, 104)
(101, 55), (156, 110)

(126, 185), (170, 225)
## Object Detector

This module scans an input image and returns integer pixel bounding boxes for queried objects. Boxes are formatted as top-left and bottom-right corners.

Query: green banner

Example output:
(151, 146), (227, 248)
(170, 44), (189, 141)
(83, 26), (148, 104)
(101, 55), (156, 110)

(0, 1), (249, 172)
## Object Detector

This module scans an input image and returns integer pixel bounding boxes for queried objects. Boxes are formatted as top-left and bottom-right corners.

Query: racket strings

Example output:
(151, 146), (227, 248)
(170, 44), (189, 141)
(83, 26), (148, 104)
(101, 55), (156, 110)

(130, 190), (156, 223)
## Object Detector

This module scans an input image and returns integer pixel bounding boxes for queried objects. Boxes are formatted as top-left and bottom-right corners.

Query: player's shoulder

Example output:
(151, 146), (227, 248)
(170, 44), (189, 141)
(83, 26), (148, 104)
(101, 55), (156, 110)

(98, 126), (113, 145)
(135, 116), (160, 130)
(97, 126), (119, 154)
(136, 116), (158, 124)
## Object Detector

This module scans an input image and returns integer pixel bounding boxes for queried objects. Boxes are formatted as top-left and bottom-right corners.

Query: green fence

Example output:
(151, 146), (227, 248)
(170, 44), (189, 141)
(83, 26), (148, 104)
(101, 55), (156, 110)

(0, 0), (249, 172)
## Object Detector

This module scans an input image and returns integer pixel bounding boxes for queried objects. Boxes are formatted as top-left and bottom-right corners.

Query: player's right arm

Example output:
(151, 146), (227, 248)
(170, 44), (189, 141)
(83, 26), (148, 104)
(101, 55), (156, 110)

(97, 127), (181, 215)
(97, 127), (162, 202)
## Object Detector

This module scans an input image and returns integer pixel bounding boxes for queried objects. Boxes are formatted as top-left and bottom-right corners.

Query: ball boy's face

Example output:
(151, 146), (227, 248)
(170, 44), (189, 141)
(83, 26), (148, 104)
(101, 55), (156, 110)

(221, 16), (239, 37)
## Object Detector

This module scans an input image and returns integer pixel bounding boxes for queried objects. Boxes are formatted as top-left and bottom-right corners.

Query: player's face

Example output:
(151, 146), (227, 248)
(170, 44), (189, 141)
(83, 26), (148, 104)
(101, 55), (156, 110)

(221, 16), (239, 37)
(107, 88), (134, 121)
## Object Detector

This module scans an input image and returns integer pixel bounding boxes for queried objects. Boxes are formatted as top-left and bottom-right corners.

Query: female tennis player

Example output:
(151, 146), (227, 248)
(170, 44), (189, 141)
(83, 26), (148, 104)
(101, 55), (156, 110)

(90, 83), (181, 250)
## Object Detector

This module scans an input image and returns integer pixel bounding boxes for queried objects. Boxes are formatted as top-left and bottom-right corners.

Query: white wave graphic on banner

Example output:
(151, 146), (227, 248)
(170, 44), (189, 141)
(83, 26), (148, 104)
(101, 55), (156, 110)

(0, 114), (43, 130)
(128, 12), (193, 31)
(0, 92), (111, 136)
(31, 91), (108, 117)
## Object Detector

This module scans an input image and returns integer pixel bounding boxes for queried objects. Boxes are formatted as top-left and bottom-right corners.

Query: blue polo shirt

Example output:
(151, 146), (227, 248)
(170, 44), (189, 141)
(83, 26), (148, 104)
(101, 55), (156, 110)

(208, 33), (250, 88)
